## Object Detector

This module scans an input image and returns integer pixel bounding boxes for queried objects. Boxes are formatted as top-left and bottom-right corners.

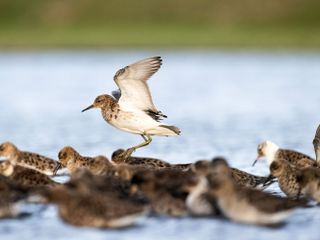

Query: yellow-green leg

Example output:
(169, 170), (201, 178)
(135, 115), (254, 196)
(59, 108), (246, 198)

(124, 134), (152, 158)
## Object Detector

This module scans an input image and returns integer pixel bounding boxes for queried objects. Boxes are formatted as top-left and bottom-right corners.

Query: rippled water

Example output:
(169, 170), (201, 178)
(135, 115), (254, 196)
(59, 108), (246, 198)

(1, 51), (320, 240)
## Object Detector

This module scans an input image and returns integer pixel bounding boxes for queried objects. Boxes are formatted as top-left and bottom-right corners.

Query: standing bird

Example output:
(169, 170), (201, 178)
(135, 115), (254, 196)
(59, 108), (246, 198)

(82, 57), (181, 158)
(312, 124), (320, 164)
(253, 140), (316, 168)
(0, 142), (61, 176)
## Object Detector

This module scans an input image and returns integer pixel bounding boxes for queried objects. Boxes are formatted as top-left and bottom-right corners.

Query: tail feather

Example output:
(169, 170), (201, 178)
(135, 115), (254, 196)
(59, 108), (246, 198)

(159, 125), (181, 135)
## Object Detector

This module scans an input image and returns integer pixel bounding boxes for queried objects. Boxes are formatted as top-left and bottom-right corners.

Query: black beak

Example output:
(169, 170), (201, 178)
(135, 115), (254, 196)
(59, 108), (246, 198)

(82, 104), (94, 112)
(252, 158), (258, 167)
(53, 162), (62, 176)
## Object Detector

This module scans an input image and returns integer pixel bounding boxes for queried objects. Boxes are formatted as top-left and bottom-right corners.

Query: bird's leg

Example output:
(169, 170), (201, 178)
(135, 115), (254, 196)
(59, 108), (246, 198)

(124, 134), (152, 158)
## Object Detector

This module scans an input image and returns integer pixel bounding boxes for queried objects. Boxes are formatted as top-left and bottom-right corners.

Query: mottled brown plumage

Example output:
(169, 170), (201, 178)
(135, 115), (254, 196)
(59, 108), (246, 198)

(40, 170), (149, 228)
(82, 57), (180, 159)
(0, 175), (29, 218)
(58, 146), (113, 175)
(231, 167), (275, 189)
(296, 167), (320, 202)
(269, 160), (302, 198)
(0, 161), (58, 188)
(255, 141), (316, 168)
(191, 159), (273, 189)
(185, 158), (275, 217)
(207, 158), (305, 226)
(130, 168), (198, 217)
(276, 149), (316, 168)
(112, 149), (191, 170)
(0, 142), (60, 176)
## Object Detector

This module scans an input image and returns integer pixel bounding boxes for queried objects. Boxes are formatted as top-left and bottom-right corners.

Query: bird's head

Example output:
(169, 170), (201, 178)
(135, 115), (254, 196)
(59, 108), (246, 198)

(206, 157), (233, 194)
(252, 140), (279, 166)
(82, 94), (115, 112)
(58, 146), (78, 167)
(0, 160), (14, 176)
(0, 142), (19, 159)
(111, 149), (126, 163)
(190, 160), (211, 176)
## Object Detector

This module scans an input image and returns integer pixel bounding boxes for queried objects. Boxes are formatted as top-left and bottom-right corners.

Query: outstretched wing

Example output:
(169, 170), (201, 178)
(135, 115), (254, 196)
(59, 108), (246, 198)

(113, 56), (167, 121)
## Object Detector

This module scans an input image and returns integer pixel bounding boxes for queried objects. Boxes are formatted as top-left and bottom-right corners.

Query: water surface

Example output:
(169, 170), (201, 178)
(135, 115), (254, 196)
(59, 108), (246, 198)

(1, 51), (320, 240)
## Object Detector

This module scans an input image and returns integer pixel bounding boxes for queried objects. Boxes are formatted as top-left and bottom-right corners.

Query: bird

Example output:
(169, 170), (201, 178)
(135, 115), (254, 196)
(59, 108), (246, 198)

(58, 146), (113, 175)
(184, 157), (275, 216)
(0, 175), (29, 219)
(0, 160), (59, 188)
(111, 149), (191, 170)
(38, 184), (148, 228)
(206, 158), (305, 226)
(82, 56), (181, 158)
(0, 142), (61, 176)
(230, 167), (276, 189)
(190, 159), (274, 189)
(312, 124), (320, 164)
(184, 160), (220, 216)
(130, 168), (198, 217)
(253, 140), (316, 168)
(296, 167), (320, 202)
(268, 160), (302, 198)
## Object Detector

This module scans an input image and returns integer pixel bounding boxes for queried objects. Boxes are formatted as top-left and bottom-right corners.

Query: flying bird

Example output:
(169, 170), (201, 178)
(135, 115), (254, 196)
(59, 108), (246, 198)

(82, 56), (180, 158)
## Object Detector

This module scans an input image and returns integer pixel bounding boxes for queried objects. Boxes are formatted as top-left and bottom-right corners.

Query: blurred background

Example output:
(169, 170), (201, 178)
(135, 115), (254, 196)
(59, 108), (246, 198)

(0, 0), (319, 49)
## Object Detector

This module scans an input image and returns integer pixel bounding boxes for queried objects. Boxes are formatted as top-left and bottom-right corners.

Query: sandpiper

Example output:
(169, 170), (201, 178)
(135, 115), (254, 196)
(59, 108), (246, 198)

(82, 56), (181, 158)
(207, 158), (304, 226)
(58, 146), (112, 175)
(231, 167), (275, 189)
(130, 168), (197, 217)
(268, 160), (302, 198)
(112, 149), (190, 170)
(0, 142), (61, 176)
(253, 140), (316, 168)
(66, 169), (150, 210)
(190, 159), (274, 189)
(313, 124), (320, 164)
(0, 160), (59, 188)
(0, 175), (29, 219)
(184, 161), (219, 216)
(296, 167), (320, 202)
(185, 157), (274, 216)
(39, 182), (148, 228)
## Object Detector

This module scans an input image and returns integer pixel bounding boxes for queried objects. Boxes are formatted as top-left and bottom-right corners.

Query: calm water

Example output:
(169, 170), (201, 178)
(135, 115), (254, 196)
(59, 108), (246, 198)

(1, 51), (320, 240)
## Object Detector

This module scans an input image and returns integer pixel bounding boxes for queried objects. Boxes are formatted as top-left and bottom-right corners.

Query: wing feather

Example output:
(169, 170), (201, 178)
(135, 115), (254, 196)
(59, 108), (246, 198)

(113, 56), (163, 113)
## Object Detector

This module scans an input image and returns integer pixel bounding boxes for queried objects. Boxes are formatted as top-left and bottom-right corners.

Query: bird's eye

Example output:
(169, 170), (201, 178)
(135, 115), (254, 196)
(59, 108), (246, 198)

(271, 163), (279, 171)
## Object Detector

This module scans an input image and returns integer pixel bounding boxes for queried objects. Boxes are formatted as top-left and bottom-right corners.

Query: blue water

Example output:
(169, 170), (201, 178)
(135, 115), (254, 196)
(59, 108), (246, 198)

(1, 51), (320, 240)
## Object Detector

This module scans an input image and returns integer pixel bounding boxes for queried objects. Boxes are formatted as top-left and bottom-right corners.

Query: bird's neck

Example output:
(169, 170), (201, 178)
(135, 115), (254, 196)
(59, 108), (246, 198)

(8, 150), (20, 165)
(266, 148), (280, 166)
(101, 103), (119, 122)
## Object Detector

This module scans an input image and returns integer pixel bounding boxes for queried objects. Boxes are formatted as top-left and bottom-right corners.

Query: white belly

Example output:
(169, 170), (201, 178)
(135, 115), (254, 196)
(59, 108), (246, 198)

(108, 110), (159, 134)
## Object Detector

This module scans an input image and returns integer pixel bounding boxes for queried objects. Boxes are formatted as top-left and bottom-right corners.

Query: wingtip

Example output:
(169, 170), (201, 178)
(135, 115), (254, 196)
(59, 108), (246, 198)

(152, 56), (162, 64)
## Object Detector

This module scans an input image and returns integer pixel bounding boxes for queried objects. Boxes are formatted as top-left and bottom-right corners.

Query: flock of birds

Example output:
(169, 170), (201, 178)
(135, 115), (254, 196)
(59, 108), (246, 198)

(1, 56), (320, 229)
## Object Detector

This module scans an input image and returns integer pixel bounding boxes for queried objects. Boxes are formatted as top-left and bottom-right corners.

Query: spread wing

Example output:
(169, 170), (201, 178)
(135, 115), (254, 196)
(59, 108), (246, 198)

(113, 56), (167, 121)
